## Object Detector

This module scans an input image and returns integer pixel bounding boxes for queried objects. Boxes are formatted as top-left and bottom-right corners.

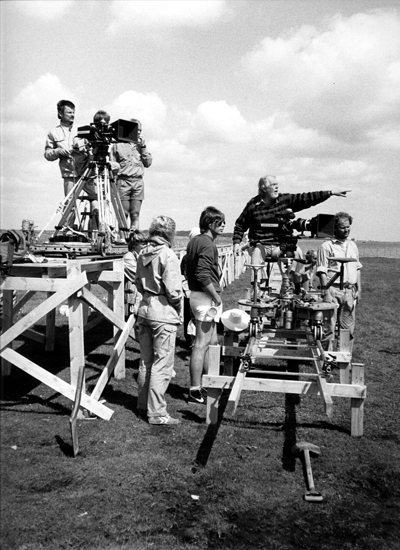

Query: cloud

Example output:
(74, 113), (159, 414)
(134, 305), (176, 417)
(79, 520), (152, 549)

(13, 1), (75, 20)
(243, 10), (400, 143)
(4, 73), (75, 121)
(186, 100), (250, 144)
(108, 0), (229, 33)
(104, 91), (168, 138)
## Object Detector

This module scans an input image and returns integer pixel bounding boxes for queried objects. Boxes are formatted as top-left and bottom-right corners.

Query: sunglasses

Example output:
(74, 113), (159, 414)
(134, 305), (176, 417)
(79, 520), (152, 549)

(214, 220), (225, 227)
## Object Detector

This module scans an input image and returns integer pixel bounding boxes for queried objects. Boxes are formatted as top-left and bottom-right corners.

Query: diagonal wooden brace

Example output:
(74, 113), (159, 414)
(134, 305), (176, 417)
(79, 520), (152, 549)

(0, 348), (113, 420)
(0, 272), (88, 351)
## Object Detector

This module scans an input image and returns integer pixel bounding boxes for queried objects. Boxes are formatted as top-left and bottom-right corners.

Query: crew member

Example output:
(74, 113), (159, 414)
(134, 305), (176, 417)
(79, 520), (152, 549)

(317, 212), (362, 351)
(110, 119), (152, 231)
(186, 207), (225, 405)
(135, 216), (182, 425)
(44, 100), (88, 196)
(232, 175), (351, 289)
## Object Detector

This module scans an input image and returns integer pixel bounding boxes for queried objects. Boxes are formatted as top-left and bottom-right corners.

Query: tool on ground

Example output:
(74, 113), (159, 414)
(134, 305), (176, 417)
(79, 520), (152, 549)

(292, 441), (323, 502)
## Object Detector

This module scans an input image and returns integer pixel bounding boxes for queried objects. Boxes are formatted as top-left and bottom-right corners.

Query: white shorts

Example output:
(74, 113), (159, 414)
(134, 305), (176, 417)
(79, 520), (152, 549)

(189, 291), (223, 323)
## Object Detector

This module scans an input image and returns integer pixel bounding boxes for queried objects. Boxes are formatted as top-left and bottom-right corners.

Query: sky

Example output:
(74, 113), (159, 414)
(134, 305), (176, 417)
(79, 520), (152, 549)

(1, 0), (400, 241)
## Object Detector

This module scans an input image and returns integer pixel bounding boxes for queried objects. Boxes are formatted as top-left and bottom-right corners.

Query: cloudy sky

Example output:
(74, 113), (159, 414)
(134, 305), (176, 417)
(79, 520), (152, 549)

(1, 0), (400, 241)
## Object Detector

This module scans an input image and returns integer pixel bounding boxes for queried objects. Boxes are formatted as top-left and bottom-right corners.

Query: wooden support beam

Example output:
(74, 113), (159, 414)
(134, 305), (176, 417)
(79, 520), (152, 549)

(1, 278), (69, 292)
(0, 348), (113, 420)
(13, 291), (36, 314)
(203, 374), (366, 399)
(90, 314), (136, 402)
(1, 289), (14, 375)
(112, 259), (125, 379)
(1, 272), (87, 351)
(351, 363), (365, 437)
(206, 345), (222, 425)
(80, 286), (125, 331)
(225, 365), (247, 416)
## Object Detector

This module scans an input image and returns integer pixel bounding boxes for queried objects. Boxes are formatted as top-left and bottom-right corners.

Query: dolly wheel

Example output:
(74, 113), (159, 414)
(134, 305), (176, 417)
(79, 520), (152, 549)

(313, 325), (323, 341)
(96, 235), (106, 256)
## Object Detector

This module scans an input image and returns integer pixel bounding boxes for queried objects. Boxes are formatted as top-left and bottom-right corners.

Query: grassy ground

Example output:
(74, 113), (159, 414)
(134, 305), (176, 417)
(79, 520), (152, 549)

(1, 258), (399, 550)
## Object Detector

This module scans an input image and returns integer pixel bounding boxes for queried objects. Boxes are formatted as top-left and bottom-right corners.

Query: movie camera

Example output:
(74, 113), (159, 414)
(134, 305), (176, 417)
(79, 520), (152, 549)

(260, 211), (335, 256)
(76, 119), (139, 164)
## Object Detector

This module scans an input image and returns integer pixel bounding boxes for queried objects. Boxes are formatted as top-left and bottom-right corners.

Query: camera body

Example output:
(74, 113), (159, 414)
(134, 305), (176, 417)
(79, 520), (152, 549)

(260, 211), (335, 257)
(76, 119), (139, 164)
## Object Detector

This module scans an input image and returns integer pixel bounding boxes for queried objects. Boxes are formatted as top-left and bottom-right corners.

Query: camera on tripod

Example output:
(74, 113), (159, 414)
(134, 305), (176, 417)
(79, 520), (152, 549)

(76, 119), (139, 164)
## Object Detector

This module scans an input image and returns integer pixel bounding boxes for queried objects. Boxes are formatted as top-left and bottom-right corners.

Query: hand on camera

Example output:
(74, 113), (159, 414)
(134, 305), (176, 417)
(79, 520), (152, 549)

(58, 148), (71, 158)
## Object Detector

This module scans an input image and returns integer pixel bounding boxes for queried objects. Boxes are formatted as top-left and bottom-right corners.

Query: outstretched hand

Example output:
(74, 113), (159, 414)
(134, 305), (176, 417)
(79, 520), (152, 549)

(332, 190), (351, 197)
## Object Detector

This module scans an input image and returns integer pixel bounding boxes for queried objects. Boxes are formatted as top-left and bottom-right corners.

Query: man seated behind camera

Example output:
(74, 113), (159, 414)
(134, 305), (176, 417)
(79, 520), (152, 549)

(232, 175), (351, 290)
(110, 119), (152, 231)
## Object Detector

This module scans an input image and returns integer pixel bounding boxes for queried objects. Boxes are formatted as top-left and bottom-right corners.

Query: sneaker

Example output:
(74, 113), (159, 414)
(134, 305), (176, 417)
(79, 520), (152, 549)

(188, 389), (206, 405)
(148, 414), (181, 425)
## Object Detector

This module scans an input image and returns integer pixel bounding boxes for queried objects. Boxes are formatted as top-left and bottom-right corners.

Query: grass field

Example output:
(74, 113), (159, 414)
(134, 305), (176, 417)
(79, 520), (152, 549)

(1, 258), (399, 550)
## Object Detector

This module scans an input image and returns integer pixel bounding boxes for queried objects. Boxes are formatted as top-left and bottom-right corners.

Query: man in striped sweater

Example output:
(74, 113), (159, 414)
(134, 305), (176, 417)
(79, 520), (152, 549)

(232, 175), (350, 289)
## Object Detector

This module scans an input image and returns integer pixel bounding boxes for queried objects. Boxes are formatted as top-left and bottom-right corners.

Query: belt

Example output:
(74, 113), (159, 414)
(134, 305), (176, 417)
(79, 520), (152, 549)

(331, 282), (357, 289)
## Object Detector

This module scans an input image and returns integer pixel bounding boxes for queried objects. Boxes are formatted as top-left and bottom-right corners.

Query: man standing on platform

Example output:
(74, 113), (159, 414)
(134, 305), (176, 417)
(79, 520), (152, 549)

(316, 211), (362, 350)
(44, 100), (88, 196)
(110, 119), (152, 231)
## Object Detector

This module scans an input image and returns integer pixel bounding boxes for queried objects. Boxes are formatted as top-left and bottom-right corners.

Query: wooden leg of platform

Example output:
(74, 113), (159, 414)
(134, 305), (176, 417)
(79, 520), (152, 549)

(67, 262), (86, 418)
(45, 292), (56, 352)
(338, 330), (351, 384)
(1, 289), (14, 376)
(113, 259), (125, 380)
(206, 345), (221, 425)
(351, 362), (365, 437)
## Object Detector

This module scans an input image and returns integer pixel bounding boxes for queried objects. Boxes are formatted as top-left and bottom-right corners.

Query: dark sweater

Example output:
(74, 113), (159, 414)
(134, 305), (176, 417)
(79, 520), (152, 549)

(233, 190), (331, 245)
(186, 233), (221, 294)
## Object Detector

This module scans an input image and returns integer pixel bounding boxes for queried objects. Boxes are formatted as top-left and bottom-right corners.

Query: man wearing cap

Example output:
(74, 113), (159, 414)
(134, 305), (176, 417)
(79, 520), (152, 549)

(110, 119), (152, 231)
(232, 175), (351, 290)
(316, 211), (362, 351)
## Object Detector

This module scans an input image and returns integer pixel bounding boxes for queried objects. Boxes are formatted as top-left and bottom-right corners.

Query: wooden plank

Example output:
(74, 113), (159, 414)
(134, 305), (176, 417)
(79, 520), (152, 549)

(0, 278), (69, 292)
(0, 272), (88, 351)
(351, 363), (365, 437)
(202, 375), (366, 398)
(22, 329), (46, 344)
(90, 314), (136, 401)
(1, 289), (14, 375)
(13, 291), (36, 314)
(67, 262), (86, 390)
(70, 365), (85, 457)
(80, 287), (125, 331)
(45, 291), (56, 352)
(225, 366), (247, 416)
(311, 344), (334, 418)
(112, 259), (125, 379)
(97, 271), (124, 282)
(338, 330), (351, 384)
(0, 348), (113, 420)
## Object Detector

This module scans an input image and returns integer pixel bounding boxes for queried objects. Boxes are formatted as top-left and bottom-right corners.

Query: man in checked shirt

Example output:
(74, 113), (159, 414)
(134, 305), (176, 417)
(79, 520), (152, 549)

(232, 175), (350, 290)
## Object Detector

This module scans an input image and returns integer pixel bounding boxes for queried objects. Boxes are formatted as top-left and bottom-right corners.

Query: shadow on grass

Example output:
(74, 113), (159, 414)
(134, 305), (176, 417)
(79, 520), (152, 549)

(192, 391), (230, 470)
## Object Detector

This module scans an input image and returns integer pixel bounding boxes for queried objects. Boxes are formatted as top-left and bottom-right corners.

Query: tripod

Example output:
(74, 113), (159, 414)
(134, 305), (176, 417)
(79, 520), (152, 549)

(48, 156), (129, 255)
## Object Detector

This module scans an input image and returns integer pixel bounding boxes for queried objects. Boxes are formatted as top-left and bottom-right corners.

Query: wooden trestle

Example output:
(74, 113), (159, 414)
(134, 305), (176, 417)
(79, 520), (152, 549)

(203, 327), (366, 436)
(0, 257), (134, 420)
